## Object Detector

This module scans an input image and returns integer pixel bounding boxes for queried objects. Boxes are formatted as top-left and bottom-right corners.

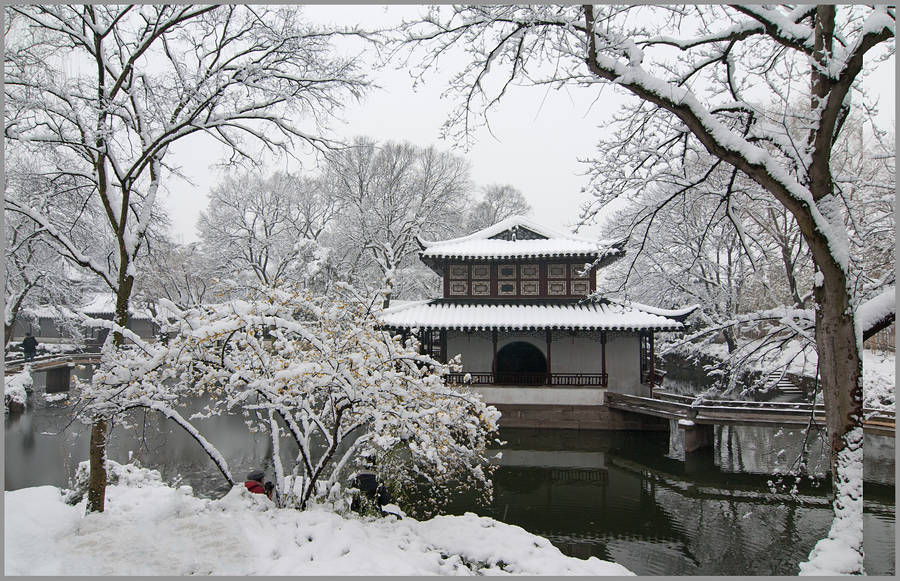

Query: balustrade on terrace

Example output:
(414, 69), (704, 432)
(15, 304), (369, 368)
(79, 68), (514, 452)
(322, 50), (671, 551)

(446, 372), (608, 387)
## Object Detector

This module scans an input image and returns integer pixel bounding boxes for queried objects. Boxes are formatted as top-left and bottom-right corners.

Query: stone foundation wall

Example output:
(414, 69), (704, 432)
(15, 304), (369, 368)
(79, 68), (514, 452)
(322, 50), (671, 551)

(493, 403), (668, 431)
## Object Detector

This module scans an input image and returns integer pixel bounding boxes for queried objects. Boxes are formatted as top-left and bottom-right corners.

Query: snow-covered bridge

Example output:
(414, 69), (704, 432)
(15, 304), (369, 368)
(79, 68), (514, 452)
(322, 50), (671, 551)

(4, 353), (101, 376)
(606, 391), (895, 439)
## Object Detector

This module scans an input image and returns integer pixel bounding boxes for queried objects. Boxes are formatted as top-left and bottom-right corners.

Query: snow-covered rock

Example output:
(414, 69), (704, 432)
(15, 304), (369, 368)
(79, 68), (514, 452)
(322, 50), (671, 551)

(5, 467), (633, 576)
(4, 368), (31, 412)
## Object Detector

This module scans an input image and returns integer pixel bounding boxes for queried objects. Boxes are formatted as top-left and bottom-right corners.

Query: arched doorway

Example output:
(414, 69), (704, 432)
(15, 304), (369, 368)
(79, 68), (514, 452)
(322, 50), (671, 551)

(496, 341), (547, 385)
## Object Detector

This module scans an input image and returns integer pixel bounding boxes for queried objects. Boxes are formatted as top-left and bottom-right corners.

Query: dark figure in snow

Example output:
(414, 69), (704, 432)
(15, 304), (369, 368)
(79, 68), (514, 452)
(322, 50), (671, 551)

(244, 470), (273, 500)
(351, 471), (396, 517)
(22, 333), (38, 362)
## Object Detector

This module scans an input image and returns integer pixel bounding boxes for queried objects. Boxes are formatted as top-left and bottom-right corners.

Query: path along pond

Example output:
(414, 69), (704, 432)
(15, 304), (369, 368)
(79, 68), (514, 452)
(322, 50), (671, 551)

(4, 366), (895, 575)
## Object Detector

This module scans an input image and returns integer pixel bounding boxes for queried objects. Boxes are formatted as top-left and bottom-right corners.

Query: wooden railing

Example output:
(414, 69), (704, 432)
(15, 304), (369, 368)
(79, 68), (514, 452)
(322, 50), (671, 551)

(446, 372), (608, 387)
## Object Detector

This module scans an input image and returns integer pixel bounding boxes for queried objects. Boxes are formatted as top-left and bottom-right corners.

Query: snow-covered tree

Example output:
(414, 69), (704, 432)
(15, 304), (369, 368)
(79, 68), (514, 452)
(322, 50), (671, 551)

(4, 4), (367, 513)
(4, 160), (96, 347)
(323, 137), (471, 307)
(147, 285), (500, 511)
(198, 171), (339, 290)
(133, 239), (214, 312)
(591, 148), (819, 394)
(4, 212), (88, 348)
(594, 113), (893, 396)
(399, 5), (894, 573)
(464, 184), (532, 233)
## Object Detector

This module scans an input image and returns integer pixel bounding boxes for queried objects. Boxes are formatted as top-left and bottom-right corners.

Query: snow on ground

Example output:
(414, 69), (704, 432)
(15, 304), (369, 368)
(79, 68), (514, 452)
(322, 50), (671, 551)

(42, 392), (69, 403)
(4, 465), (633, 576)
(862, 349), (895, 410)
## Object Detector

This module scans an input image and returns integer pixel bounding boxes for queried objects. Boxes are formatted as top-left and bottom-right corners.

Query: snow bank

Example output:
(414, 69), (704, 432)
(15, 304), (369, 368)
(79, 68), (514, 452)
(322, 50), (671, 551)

(4, 368), (31, 410)
(43, 392), (69, 403)
(5, 466), (632, 576)
(862, 349), (895, 410)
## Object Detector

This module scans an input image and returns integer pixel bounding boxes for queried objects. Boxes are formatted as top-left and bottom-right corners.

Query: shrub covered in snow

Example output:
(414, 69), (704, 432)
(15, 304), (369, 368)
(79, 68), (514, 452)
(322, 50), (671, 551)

(94, 284), (501, 514)
(63, 459), (164, 505)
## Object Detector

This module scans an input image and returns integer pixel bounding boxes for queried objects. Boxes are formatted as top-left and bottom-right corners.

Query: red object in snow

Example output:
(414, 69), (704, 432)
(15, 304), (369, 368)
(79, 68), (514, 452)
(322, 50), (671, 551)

(244, 480), (266, 495)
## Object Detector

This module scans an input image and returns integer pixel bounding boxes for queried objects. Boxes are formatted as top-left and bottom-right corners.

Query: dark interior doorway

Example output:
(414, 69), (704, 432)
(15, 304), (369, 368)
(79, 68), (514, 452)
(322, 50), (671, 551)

(496, 341), (547, 384)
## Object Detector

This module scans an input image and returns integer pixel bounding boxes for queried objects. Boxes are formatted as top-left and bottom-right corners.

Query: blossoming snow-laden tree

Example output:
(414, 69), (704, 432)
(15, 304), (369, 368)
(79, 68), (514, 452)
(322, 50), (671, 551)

(149, 285), (500, 511)
(399, 5), (894, 574)
(4, 4), (367, 513)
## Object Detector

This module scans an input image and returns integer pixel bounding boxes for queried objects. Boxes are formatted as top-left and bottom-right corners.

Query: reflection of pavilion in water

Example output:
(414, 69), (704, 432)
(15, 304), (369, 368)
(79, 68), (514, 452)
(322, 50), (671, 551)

(449, 429), (895, 576)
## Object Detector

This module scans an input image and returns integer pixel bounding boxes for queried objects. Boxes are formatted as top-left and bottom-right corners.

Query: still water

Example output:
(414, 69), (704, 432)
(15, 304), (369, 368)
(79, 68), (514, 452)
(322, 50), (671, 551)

(5, 368), (896, 576)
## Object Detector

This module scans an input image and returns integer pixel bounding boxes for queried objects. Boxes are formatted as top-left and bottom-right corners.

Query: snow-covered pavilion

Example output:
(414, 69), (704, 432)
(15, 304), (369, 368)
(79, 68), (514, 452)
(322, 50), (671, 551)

(379, 217), (697, 429)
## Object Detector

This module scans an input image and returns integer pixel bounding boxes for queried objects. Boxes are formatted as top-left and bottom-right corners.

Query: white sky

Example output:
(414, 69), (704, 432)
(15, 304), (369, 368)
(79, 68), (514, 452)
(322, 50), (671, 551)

(161, 5), (896, 243)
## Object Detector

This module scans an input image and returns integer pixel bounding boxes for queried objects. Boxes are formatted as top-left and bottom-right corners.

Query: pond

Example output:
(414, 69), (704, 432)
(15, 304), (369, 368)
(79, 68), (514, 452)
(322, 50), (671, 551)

(4, 367), (895, 575)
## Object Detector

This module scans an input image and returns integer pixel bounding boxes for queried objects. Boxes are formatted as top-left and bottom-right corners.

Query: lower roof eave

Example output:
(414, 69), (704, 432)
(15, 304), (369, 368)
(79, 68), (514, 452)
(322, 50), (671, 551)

(384, 323), (683, 333)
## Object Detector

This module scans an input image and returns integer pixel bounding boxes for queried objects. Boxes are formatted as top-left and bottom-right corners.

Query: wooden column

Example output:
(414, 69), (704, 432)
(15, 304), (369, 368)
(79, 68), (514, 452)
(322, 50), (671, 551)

(491, 329), (498, 380)
(539, 262), (547, 297)
(649, 332), (655, 390)
(443, 260), (450, 298)
(545, 329), (552, 385)
(490, 263), (498, 297)
(601, 331), (607, 387)
(440, 330), (447, 364)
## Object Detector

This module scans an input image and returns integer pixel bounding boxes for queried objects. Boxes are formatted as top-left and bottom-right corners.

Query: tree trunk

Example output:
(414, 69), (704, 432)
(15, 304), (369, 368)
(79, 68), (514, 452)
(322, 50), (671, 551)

(799, 259), (865, 573)
(722, 327), (738, 354)
(382, 269), (394, 310)
(86, 419), (108, 512)
(85, 270), (135, 513)
(814, 272), (864, 499)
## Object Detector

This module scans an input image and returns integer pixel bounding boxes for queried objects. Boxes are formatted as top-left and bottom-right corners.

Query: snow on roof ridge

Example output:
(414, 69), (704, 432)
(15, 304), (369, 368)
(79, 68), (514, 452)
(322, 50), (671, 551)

(609, 299), (700, 319)
(418, 216), (592, 248)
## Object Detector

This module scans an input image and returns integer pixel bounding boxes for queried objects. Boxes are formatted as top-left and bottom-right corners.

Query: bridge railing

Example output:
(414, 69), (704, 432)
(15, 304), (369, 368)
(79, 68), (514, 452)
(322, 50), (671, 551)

(4, 352), (102, 374)
(652, 390), (894, 420)
(607, 391), (894, 434)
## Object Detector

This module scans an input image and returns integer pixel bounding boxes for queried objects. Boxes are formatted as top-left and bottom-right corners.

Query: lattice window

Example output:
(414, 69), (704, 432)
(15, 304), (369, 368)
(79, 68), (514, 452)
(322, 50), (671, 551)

(570, 263), (589, 278)
(547, 264), (566, 278)
(547, 280), (567, 295)
(449, 264), (468, 279)
(472, 281), (490, 296)
(498, 281), (517, 296)
(571, 280), (590, 295)
(521, 280), (539, 295)
(498, 264), (517, 279)
(472, 264), (490, 279)
(449, 281), (468, 295)
(520, 264), (539, 279)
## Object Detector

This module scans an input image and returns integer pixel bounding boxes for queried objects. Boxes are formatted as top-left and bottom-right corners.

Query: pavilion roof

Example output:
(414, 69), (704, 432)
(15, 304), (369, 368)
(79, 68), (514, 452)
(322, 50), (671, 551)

(378, 299), (696, 332)
(417, 216), (624, 261)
